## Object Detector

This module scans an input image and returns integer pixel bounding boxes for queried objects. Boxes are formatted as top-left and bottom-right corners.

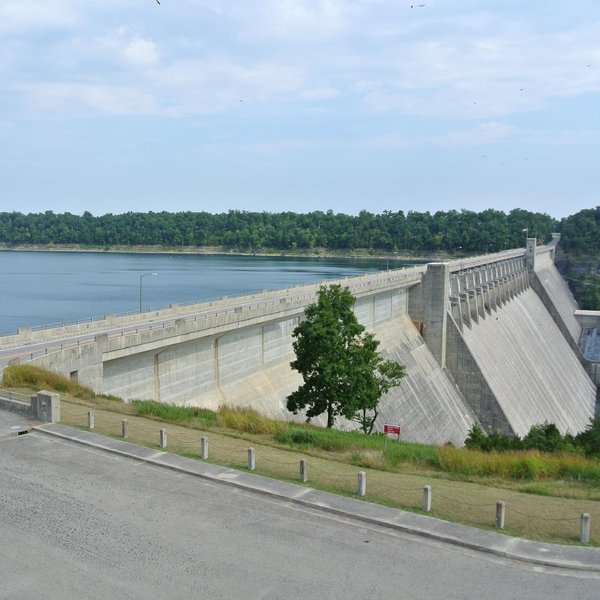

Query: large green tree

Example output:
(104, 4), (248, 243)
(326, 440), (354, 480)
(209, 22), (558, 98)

(286, 284), (406, 431)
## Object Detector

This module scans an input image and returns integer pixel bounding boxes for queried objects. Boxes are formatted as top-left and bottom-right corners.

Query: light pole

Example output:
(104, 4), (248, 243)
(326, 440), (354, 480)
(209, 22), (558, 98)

(522, 227), (528, 248)
(139, 272), (158, 313)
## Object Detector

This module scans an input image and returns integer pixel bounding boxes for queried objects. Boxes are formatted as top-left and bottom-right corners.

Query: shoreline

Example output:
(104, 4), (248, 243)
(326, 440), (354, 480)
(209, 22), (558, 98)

(0, 243), (448, 262)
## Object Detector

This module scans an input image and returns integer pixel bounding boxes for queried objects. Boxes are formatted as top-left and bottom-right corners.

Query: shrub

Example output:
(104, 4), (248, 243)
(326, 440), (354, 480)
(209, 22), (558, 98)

(575, 417), (600, 459)
(523, 422), (566, 453)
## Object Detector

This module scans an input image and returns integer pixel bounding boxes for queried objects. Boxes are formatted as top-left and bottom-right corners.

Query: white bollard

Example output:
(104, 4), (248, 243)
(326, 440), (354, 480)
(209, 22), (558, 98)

(159, 428), (167, 449)
(422, 485), (432, 512)
(300, 459), (308, 483)
(247, 448), (256, 471)
(200, 437), (209, 460)
(87, 411), (94, 430)
(121, 419), (128, 439)
(496, 501), (506, 529)
(357, 471), (366, 497)
(580, 513), (591, 544)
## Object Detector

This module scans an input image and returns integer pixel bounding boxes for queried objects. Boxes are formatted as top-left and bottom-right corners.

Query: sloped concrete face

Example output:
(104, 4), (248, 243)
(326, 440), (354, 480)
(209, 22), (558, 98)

(453, 288), (596, 437)
(533, 251), (582, 346)
(201, 315), (477, 445)
(372, 315), (477, 446)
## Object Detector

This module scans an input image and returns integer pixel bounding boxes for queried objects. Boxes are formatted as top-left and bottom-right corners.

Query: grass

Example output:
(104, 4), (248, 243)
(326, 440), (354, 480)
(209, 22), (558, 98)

(3, 365), (599, 545)
(131, 399), (218, 428)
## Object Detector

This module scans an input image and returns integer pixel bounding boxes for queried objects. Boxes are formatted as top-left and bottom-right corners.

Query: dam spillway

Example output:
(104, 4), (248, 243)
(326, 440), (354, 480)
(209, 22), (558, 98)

(0, 240), (597, 446)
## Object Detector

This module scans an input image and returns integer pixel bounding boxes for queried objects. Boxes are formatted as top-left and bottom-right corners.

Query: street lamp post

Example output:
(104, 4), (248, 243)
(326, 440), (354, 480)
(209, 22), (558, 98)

(139, 272), (158, 313)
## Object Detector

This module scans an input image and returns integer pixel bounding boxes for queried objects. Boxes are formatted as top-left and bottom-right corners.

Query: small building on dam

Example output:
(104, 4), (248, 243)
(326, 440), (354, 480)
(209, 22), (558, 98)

(1, 239), (598, 446)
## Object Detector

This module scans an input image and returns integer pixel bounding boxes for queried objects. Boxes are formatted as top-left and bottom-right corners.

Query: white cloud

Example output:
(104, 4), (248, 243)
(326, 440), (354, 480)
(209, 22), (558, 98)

(123, 37), (160, 66)
(0, 0), (79, 31)
(242, 0), (354, 40)
(22, 82), (158, 115)
(434, 122), (520, 146)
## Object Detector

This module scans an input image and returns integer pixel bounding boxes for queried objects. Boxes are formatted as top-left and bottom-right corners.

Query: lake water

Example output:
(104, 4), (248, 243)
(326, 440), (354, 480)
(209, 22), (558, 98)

(0, 250), (421, 335)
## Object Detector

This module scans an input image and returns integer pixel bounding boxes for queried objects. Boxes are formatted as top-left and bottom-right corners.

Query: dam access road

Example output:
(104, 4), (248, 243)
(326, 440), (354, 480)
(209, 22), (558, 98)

(1, 410), (599, 600)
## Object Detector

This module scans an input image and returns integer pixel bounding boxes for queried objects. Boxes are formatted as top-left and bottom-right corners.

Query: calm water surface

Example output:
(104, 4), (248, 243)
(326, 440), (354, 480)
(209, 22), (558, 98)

(0, 251), (419, 335)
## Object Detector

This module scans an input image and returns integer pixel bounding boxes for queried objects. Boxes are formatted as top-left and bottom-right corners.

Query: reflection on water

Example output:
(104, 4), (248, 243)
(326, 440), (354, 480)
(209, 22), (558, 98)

(0, 251), (423, 335)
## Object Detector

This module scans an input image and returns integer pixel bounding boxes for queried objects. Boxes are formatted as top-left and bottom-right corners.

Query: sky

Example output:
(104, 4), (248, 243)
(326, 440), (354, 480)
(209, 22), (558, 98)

(1, 1), (599, 220)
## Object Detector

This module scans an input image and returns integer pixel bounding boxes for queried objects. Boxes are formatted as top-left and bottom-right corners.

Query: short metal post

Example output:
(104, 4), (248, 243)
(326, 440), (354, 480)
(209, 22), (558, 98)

(357, 471), (366, 497)
(300, 459), (308, 483)
(121, 419), (128, 439)
(496, 501), (506, 529)
(159, 428), (167, 449)
(422, 485), (432, 512)
(87, 410), (94, 430)
(247, 448), (256, 471)
(580, 513), (591, 544)
(200, 437), (208, 460)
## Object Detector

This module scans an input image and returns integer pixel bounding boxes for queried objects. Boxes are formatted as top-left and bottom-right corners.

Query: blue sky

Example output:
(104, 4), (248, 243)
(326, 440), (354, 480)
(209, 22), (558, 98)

(1, 1), (599, 219)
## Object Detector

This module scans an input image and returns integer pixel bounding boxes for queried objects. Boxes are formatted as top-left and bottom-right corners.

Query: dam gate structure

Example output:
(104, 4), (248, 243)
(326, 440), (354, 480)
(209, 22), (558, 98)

(0, 240), (597, 446)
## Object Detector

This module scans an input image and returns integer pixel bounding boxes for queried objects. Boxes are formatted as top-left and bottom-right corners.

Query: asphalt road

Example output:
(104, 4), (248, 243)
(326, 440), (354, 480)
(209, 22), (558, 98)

(1, 425), (598, 599)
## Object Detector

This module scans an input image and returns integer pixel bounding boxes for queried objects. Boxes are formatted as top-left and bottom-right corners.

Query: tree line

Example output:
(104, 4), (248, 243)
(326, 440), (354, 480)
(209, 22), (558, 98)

(0, 207), (560, 254)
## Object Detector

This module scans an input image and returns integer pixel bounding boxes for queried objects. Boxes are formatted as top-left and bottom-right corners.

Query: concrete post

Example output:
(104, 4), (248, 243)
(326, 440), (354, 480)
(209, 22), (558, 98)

(34, 391), (60, 423)
(496, 501), (506, 529)
(87, 410), (94, 430)
(121, 419), (128, 438)
(159, 428), (167, 449)
(580, 513), (591, 543)
(422, 485), (432, 512)
(247, 447), (256, 471)
(357, 471), (366, 497)
(299, 459), (308, 483)
(200, 437), (209, 460)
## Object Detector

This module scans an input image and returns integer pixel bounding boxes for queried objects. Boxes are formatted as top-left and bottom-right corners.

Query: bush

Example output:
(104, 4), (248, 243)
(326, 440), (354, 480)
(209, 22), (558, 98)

(464, 424), (521, 452)
(523, 422), (566, 453)
(575, 417), (600, 459)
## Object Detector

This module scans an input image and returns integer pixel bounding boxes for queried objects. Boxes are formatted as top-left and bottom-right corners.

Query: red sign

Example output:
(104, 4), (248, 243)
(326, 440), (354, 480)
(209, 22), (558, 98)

(383, 424), (401, 435)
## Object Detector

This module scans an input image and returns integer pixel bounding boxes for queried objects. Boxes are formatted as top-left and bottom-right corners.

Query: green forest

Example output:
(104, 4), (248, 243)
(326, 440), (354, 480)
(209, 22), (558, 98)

(0, 207), (562, 254)
(1, 206), (598, 307)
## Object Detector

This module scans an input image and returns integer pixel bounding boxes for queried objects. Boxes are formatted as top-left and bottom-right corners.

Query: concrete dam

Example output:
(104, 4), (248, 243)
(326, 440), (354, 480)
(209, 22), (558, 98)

(1, 240), (597, 446)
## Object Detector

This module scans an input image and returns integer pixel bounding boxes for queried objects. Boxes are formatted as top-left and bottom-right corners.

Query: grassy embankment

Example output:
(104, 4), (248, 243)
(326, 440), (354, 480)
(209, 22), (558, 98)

(3, 364), (599, 545)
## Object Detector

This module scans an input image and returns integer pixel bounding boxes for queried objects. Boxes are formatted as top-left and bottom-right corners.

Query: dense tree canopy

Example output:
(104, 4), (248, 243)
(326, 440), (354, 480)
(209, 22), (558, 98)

(556, 206), (600, 309)
(286, 285), (405, 431)
(558, 206), (600, 257)
(0, 208), (559, 254)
